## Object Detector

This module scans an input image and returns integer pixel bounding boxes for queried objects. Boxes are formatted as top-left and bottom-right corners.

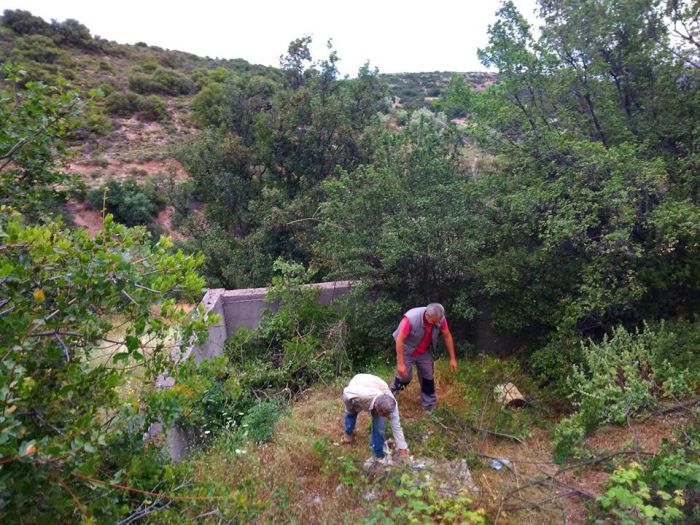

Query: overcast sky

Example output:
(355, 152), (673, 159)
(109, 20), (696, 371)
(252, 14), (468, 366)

(4, 0), (541, 74)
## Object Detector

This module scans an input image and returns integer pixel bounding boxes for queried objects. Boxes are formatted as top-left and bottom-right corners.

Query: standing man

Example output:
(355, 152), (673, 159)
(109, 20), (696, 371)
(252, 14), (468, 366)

(390, 303), (457, 411)
(341, 373), (409, 460)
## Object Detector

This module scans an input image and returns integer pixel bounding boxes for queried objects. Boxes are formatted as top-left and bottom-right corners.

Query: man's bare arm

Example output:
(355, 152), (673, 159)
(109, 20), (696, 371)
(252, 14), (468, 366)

(396, 330), (407, 377)
(441, 326), (457, 373)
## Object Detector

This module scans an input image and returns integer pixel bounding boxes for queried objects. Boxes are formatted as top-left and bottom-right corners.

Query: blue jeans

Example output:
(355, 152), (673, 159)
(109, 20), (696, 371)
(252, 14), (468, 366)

(344, 408), (386, 458)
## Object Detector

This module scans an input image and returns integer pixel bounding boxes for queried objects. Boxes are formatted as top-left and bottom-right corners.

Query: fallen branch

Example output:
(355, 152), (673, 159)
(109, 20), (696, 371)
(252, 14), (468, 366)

(643, 397), (700, 420)
(468, 425), (525, 444)
(71, 471), (229, 501)
(493, 450), (654, 524)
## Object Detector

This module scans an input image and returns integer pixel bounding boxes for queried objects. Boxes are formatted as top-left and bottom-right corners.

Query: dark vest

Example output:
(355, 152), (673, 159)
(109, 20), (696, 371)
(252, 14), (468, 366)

(392, 307), (440, 354)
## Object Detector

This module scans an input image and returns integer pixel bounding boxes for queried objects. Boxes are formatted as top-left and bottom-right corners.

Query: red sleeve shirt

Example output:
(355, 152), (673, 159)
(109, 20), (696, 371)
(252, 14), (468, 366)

(399, 315), (448, 356)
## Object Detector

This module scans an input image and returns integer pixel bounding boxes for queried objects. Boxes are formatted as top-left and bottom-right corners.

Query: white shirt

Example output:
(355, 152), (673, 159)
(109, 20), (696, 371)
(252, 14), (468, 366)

(342, 374), (408, 450)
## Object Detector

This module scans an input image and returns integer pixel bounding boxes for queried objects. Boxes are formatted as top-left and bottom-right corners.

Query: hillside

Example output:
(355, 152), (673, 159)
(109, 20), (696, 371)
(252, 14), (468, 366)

(0, 10), (281, 192)
(381, 71), (497, 109)
(0, 11), (489, 196)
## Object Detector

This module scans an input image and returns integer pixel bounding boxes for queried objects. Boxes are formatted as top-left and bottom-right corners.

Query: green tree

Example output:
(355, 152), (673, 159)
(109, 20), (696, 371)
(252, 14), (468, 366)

(0, 63), (83, 219)
(0, 62), (217, 522)
(315, 109), (480, 349)
(433, 74), (473, 118)
(180, 39), (387, 288)
(467, 0), (700, 336)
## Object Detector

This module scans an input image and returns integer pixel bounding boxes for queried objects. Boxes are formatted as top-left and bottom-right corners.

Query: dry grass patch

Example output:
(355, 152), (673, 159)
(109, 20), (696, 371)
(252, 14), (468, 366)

(186, 358), (689, 524)
(190, 383), (371, 524)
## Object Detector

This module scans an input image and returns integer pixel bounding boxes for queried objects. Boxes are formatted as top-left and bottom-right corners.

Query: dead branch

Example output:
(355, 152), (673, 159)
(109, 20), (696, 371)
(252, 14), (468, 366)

(493, 450), (654, 524)
(643, 397), (700, 420)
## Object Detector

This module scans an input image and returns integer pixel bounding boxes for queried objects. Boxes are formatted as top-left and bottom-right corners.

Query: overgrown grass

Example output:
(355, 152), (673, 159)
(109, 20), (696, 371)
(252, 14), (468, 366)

(183, 357), (559, 523)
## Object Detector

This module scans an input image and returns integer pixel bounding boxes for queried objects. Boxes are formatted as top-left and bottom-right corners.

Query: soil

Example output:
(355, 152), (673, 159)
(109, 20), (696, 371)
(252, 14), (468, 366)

(66, 200), (103, 236)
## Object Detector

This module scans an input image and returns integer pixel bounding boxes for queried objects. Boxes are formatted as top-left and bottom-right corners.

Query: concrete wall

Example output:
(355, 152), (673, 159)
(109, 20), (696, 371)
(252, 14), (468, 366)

(194, 281), (354, 362)
(166, 280), (353, 461)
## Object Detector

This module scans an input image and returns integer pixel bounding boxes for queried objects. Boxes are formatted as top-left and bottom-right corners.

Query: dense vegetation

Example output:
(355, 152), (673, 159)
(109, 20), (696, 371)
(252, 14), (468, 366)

(1, 1), (698, 522)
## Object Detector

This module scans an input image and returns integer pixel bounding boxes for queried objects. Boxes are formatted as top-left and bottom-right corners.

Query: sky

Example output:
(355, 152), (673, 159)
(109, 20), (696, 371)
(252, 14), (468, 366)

(4, 0), (541, 75)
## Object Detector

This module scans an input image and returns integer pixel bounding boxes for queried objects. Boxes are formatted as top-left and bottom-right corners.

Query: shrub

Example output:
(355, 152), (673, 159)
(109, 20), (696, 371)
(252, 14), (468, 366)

(190, 81), (229, 126)
(128, 67), (195, 96)
(529, 331), (585, 398)
(105, 91), (167, 121)
(71, 107), (113, 138)
(87, 177), (167, 227)
(394, 109), (408, 126)
(551, 413), (588, 462)
(96, 81), (116, 96)
(169, 260), (348, 442)
(241, 401), (282, 444)
(597, 442), (700, 524)
(0, 213), (214, 522)
(2, 9), (51, 36)
(105, 91), (144, 117)
(551, 321), (700, 461)
(569, 323), (696, 426)
(367, 473), (486, 524)
(97, 60), (114, 73)
(50, 18), (94, 49)
(191, 66), (229, 89)
(139, 94), (168, 121)
(11, 34), (68, 64)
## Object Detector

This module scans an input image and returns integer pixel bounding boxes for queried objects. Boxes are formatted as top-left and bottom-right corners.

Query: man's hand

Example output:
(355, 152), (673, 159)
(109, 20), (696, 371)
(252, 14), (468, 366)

(399, 448), (409, 456)
(397, 362), (407, 378)
(450, 358), (458, 373)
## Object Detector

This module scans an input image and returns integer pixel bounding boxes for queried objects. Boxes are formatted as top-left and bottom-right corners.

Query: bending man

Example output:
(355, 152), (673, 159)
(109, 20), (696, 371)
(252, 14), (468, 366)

(342, 373), (409, 459)
(390, 303), (457, 411)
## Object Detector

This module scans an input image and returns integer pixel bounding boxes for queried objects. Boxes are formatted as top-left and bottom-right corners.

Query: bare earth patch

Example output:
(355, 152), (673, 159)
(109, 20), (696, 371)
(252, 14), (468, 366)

(66, 200), (103, 236)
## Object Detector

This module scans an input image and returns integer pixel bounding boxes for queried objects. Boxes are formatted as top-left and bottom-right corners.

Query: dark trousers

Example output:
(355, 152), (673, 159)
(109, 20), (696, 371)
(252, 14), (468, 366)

(390, 350), (436, 410)
(344, 406), (387, 457)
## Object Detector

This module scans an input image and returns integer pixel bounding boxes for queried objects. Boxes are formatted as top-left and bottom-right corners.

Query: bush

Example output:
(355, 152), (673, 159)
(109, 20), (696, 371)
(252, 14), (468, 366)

(190, 82), (229, 127)
(139, 94), (168, 121)
(191, 66), (229, 89)
(367, 473), (486, 524)
(98, 60), (114, 73)
(105, 91), (167, 121)
(597, 441), (700, 524)
(128, 67), (195, 96)
(0, 213), (214, 522)
(551, 321), (700, 461)
(87, 177), (167, 227)
(570, 323), (696, 425)
(105, 91), (143, 117)
(96, 81), (116, 97)
(50, 18), (95, 49)
(2, 9), (51, 36)
(168, 260), (348, 442)
(72, 107), (113, 138)
(11, 34), (68, 64)
(137, 60), (160, 73)
(241, 401), (282, 444)
(529, 331), (586, 398)
(394, 109), (408, 126)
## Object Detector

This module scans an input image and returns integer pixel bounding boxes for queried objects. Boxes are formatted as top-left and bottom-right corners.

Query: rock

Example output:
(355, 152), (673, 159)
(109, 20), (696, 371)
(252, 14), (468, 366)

(493, 382), (526, 407)
(362, 489), (379, 501)
(362, 455), (479, 496)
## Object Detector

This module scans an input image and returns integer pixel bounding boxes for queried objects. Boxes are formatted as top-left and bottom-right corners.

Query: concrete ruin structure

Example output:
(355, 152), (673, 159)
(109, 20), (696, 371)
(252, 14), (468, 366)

(167, 281), (353, 461)
(194, 281), (354, 362)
